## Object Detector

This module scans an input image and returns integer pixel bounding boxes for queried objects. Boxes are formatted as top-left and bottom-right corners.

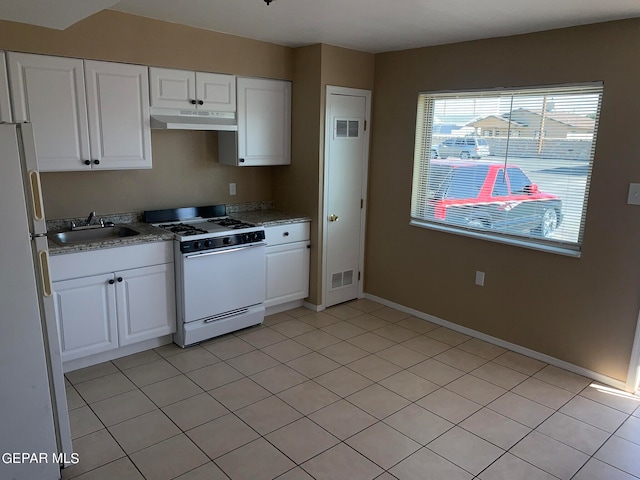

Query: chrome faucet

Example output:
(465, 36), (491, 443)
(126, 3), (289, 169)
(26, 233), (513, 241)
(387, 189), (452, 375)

(84, 211), (96, 226)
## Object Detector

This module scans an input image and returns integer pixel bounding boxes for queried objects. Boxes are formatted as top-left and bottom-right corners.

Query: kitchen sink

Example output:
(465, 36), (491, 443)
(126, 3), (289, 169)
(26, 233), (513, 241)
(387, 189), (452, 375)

(48, 225), (141, 245)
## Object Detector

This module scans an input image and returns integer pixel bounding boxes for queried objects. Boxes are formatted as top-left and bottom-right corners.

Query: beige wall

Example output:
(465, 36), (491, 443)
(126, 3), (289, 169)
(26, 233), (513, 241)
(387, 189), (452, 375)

(368, 19), (640, 382)
(272, 44), (375, 304)
(0, 10), (293, 218)
(272, 45), (323, 304)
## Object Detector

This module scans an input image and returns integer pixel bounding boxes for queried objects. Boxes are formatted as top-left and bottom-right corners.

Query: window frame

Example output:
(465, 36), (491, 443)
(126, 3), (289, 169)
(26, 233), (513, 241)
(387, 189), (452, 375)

(410, 82), (603, 258)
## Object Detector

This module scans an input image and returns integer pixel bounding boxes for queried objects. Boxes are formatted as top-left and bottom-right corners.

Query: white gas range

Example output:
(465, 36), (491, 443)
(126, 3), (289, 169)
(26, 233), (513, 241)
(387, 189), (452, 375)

(144, 205), (266, 347)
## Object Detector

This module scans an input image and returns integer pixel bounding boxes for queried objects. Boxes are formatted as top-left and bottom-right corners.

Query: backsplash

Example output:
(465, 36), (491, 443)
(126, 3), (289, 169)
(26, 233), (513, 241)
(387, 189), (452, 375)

(40, 130), (273, 220)
(46, 202), (276, 232)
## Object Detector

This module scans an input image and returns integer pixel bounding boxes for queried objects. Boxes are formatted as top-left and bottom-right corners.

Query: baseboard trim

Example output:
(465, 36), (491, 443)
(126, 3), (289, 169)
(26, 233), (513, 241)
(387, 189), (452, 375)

(303, 301), (324, 312)
(364, 293), (628, 392)
(266, 300), (305, 316)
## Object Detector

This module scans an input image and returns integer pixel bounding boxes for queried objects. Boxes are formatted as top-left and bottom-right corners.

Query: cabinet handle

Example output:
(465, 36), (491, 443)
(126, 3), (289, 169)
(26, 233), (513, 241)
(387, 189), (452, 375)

(117, 277), (123, 282)
(198, 100), (204, 105)
(93, 159), (100, 165)
(84, 160), (91, 166)
(239, 158), (245, 163)
(108, 279), (115, 285)
(283, 232), (289, 237)
(190, 99), (197, 105)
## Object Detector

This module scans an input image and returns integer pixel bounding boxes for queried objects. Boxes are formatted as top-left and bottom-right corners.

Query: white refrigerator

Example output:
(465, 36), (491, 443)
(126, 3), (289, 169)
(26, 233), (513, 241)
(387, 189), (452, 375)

(0, 123), (72, 479)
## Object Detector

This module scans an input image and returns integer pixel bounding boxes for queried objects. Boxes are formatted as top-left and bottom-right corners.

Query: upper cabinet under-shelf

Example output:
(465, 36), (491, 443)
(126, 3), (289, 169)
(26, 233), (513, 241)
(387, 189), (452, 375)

(7, 52), (152, 172)
(219, 77), (291, 166)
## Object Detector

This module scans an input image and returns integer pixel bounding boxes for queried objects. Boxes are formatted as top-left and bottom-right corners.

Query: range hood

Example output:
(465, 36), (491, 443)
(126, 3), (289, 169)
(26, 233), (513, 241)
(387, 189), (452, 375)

(150, 109), (238, 131)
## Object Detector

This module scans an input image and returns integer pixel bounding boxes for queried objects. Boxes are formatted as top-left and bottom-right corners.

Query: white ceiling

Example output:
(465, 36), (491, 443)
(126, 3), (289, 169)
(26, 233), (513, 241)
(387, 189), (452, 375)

(1, 0), (640, 53)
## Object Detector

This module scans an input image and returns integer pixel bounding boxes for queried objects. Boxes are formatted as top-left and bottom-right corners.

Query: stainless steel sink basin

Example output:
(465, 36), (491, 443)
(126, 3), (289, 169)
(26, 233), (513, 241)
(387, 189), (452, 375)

(48, 225), (140, 245)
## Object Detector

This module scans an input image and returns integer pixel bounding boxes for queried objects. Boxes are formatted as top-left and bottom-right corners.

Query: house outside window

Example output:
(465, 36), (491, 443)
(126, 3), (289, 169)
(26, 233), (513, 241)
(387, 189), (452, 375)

(411, 83), (603, 256)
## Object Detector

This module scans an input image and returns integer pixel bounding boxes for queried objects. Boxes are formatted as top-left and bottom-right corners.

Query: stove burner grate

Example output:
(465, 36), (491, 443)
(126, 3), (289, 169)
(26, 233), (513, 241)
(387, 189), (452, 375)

(209, 218), (256, 230)
(159, 223), (208, 236)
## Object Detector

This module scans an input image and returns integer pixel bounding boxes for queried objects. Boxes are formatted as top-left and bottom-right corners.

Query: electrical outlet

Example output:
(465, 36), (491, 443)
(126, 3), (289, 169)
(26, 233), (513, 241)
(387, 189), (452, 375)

(475, 271), (485, 286)
(628, 183), (640, 205)
(229, 183), (237, 196)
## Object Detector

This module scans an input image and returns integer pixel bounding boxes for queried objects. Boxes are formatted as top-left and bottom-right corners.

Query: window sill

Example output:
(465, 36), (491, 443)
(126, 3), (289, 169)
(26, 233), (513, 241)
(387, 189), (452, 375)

(410, 220), (581, 258)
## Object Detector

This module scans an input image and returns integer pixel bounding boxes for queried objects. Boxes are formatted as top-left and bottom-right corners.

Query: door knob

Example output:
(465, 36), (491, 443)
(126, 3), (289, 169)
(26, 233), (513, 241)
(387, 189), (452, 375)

(328, 214), (339, 222)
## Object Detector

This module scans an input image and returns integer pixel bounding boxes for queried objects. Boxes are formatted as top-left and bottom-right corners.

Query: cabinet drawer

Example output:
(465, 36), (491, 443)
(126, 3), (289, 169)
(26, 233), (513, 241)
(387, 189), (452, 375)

(50, 241), (173, 281)
(265, 222), (310, 246)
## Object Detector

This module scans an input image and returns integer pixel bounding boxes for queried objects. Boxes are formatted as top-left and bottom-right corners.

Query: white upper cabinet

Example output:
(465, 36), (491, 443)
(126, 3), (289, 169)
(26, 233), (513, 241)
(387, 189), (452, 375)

(219, 77), (291, 166)
(84, 61), (152, 170)
(8, 52), (152, 171)
(9, 53), (91, 171)
(149, 67), (235, 112)
(0, 52), (12, 122)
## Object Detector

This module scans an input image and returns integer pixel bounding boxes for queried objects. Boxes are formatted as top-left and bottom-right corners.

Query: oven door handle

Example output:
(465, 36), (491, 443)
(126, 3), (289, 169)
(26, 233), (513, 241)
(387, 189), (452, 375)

(184, 243), (265, 259)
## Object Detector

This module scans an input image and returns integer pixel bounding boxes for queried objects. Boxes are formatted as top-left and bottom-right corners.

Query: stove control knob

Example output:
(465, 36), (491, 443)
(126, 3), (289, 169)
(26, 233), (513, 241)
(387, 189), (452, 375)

(193, 241), (201, 250)
(251, 232), (261, 242)
(204, 240), (212, 248)
(241, 233), (250, 243)
(223, 237), (230, 245)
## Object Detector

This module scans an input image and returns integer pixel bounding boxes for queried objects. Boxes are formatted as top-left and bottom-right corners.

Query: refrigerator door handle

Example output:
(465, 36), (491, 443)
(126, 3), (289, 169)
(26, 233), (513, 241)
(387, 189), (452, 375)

(29, 170), (45, 221)
(38, 250), (53, 297)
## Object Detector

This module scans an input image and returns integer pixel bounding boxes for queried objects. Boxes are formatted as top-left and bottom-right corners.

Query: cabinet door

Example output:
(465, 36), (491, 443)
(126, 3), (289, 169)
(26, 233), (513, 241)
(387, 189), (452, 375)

(0, 52), (11, 122)
(149, 67), (196, 109)
(196, 72), (236, 112)
(265, 241), (310, 308)
(237, 77), (291, 166)
(115, 263), (176, 346)
(8, 52), (91, 171)
(85, 61), (152, 170)
(53, 274), (117, 362)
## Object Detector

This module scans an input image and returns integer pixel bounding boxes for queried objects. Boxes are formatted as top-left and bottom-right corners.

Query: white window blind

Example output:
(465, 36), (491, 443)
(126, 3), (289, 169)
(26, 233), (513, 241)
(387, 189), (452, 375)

(411, 83), (603, 256)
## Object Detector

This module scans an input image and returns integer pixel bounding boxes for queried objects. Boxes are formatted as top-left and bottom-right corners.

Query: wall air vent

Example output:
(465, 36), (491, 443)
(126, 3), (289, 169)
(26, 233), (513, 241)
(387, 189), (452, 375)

(331, 270), (355, 290)
(335, 119), (359, 139)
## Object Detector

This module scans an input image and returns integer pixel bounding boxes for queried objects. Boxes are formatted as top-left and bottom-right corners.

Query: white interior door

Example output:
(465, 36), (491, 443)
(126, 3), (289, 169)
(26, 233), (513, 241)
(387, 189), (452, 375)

(323, 87), (370, 308)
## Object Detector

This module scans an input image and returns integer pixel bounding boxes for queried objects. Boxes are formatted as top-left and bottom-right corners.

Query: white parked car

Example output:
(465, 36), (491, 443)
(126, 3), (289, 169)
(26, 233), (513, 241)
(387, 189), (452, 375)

(436, 137), (490, 159)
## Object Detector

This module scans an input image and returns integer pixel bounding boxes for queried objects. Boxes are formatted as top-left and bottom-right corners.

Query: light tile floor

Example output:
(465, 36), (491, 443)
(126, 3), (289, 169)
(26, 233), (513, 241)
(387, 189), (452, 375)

(62, 299), (640, 480)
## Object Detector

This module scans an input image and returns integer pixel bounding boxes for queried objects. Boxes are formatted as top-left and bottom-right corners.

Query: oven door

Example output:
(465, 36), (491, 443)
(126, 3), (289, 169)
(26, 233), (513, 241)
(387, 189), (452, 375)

(182, 243), (266, 323)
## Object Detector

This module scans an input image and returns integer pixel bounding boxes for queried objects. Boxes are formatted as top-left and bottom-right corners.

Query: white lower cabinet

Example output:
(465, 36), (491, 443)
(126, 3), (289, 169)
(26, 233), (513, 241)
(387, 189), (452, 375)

(50, 242), (175, 363)
(265, 222), (310, 309)
(53, 273), (118, 362)
(116, 263), (175, 346)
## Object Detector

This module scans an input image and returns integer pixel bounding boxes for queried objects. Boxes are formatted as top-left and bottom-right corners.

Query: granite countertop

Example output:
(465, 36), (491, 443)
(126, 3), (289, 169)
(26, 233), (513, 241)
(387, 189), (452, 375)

(46, 205), (310, 255)
(232, 209), (311, 226)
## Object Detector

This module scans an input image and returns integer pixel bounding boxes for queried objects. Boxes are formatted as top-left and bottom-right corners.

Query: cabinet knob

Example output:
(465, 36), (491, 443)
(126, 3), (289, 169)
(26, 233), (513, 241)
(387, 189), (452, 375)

(239, 158), (245, 163)
(84, 160), (91, 166)
(198, 100), (204, 105)
(117, 277), (123, 282)
(93, 159), (100, 165)
(283, 232), (289, 236)
(190, 99), (197, 105)
(108, 279), (115, 285)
